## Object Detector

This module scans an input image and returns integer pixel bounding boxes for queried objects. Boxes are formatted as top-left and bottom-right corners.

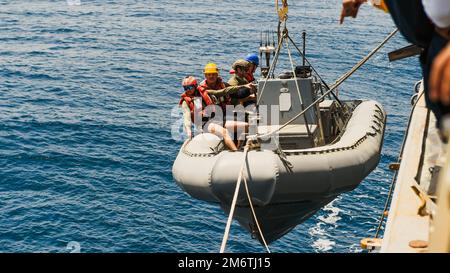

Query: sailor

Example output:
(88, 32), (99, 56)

(228, 59), (257, 107)
(423, 0), (450, 106)
(198, 63), (253, 111)
(179, 76), (238, 151)
(229, 54), (260, 83)
(244, 53), (260, 83)
(340, 0), (450, 129)
(198, 63), (251, 147)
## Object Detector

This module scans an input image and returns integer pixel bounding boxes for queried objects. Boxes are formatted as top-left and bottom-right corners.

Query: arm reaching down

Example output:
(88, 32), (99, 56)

(430, 43), (450, 105)
(181, 101), (192, 139)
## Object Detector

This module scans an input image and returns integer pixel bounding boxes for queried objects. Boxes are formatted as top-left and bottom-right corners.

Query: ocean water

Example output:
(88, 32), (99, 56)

(0, 0), (421, 253)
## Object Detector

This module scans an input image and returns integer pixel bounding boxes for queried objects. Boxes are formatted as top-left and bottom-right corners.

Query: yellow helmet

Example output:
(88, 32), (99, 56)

(203, 63), (219, 74)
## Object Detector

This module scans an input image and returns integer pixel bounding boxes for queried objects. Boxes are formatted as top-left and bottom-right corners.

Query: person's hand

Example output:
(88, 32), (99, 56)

(340, 0), (366, 24)
(430, 43), (450, 105)
(245, 83), (257, 94)
(186, 129), (192, 140)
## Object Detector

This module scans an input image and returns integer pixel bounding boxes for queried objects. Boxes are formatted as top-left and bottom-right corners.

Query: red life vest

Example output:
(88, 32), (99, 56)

(197, 77), (231, 109)
(179, 88), (214, 122)
(231, 69), (255, 82)
(245, 72), (255, 83)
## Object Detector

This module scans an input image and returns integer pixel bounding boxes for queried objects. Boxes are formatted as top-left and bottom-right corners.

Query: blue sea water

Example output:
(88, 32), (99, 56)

(0, 0), (421, 253)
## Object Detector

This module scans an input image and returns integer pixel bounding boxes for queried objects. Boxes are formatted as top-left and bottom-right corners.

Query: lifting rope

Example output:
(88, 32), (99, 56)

(285, 37), (313, 138)
(258, 28), (399, 139)
(286, 35), (344, 108)
(256, 34), (285, 105)
(242, 174), (271, 252)
(220, 0), (398, 253)
(219, 143), (271, 253)
(219, 144), (248, 253)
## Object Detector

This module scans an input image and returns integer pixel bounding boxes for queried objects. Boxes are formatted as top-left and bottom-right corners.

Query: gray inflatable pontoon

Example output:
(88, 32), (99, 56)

(173, 70), (386, 243)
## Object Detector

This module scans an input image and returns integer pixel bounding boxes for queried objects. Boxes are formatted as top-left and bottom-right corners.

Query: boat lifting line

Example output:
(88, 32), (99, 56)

(219, 1), (397, 252)
(219, 143), (271, 253)
(258, 28), (398, 140)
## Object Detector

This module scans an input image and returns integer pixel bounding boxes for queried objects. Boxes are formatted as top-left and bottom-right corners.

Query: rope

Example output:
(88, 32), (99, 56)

(257, 35), (285, 105)
(219, 144), (249, 253)
(219, 142), (271, 253)
(258, 28), (398, 139)
(286, 35), (344, 107)
(373, 91), (425, 241)
(242, 174), (271, 253)
(275, 144), (294, 172)
(271, 27), (285, 78)
(331, 28), (398, 93)
(285, 36), (313, 138)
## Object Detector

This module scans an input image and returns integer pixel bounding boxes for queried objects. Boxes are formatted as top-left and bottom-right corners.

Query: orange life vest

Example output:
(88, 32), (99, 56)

(245, 72), (255, 83)
(179, 88), (214, 122)
(231, 68), (255, 82)
(197, 77), (231, 109)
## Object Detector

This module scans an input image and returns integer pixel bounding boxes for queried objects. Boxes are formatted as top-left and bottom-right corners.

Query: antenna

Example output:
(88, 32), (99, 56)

(260, 31), (263, 74)
(272, 30), (276, 57)
(260, 31), (263, 47)
(259, 30), (276, 78)
(302, 31), (306, 66)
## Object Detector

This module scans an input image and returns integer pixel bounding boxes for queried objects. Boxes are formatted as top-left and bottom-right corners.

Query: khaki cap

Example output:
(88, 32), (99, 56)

(232, 59), (249, 70)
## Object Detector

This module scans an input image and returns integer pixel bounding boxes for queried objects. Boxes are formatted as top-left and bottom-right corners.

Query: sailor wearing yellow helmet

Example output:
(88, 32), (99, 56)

(198, 62), (255, 111)
(198, 62), (254, 149)
(197, 63), (230, 111)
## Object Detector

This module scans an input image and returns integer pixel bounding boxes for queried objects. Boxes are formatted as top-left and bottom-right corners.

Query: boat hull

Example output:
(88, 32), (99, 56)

(172, 100), (386, 243)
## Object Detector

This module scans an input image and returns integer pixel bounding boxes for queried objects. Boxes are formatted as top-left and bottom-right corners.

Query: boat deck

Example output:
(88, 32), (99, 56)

(381, 87), (444, 253)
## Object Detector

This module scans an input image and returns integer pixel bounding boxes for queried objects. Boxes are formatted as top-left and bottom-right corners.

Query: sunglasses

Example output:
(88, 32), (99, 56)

(183, 85), (196, 91)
